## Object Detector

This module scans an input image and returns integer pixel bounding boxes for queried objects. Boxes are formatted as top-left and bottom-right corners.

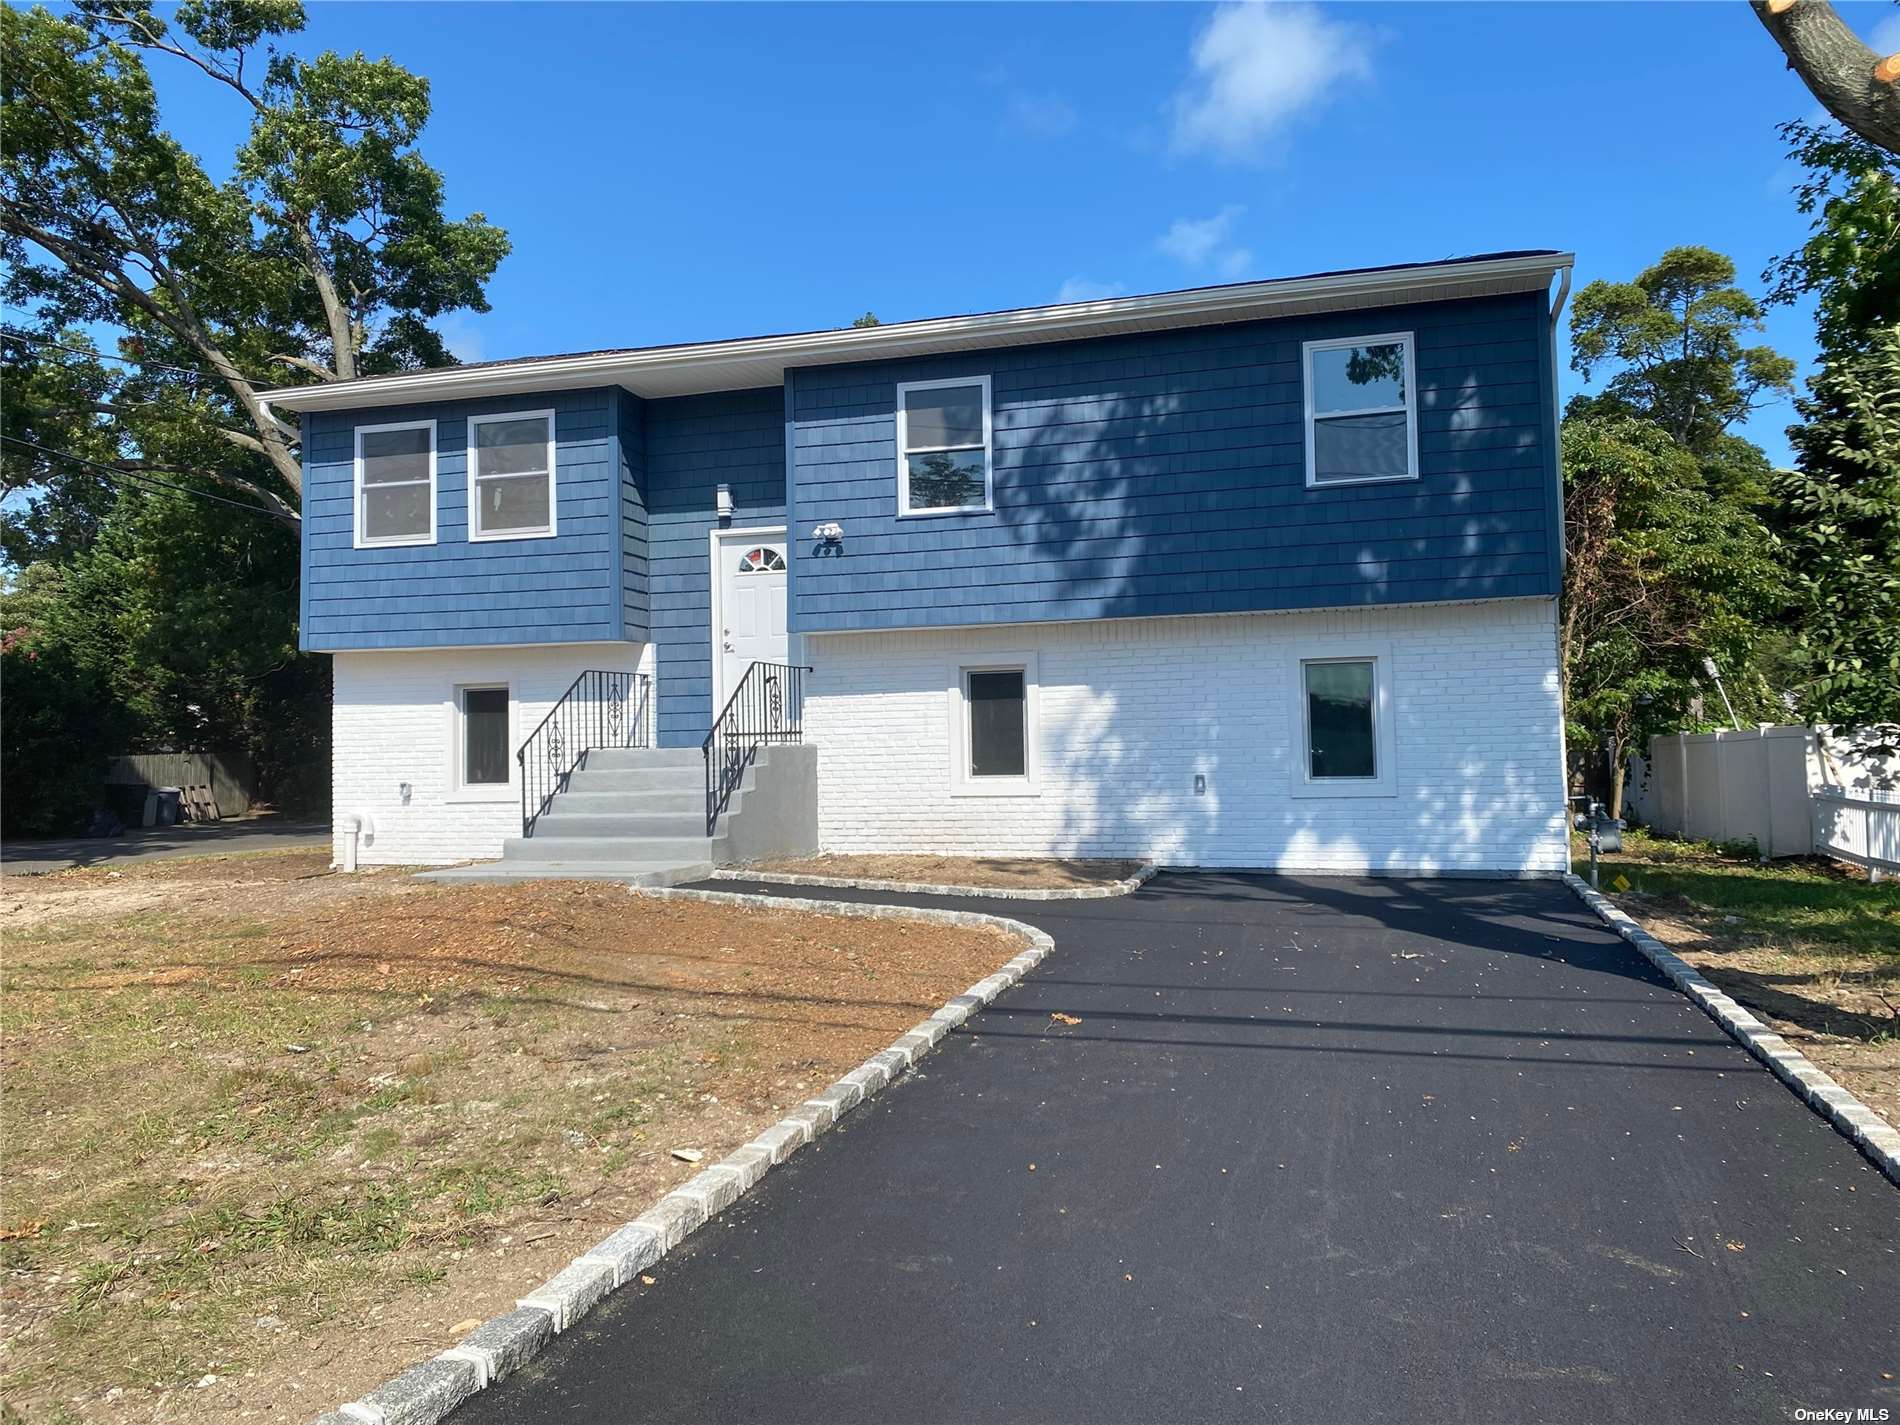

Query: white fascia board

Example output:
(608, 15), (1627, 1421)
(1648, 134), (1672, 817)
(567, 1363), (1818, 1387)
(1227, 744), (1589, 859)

(265, 252), (1573, 414)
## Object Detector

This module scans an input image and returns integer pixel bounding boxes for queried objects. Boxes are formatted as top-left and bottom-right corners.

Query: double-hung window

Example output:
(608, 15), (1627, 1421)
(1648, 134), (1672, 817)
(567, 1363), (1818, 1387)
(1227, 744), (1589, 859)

(896, 376), (992, 516)
(1302, 333), (1419, 487)
(355, 420), (436, 547)
(468, 410), (557, 540)
(949, 654), (1038, 796)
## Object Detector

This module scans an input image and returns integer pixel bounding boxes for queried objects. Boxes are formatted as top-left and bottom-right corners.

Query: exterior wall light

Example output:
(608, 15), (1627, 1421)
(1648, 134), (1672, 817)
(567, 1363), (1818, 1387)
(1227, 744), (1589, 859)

(716, 484), (734, 521)
(812, 521), (844, 544)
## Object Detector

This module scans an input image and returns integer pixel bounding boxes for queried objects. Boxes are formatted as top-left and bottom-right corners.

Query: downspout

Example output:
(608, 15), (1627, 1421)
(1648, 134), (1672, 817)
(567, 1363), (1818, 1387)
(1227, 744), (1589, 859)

(1547, 263), (1571, 582)
(1547, 262), (1576, 857)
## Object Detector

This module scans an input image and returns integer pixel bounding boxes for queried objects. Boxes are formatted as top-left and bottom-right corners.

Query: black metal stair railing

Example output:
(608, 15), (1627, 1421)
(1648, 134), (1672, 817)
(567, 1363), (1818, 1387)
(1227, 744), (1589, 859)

(703, 661), (809, 836)
(517, 670), (652, 837)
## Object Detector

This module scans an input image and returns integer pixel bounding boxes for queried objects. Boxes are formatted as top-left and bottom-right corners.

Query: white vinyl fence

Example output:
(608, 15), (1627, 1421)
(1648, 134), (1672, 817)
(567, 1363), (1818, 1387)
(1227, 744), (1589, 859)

(1812, 786), (1900, 882)
(1627, 725), (1900, 879)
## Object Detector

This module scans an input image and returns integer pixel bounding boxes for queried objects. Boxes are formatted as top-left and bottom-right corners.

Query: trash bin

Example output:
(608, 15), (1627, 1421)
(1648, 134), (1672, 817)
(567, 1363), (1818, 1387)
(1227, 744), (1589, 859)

(153, 786), (182, 826)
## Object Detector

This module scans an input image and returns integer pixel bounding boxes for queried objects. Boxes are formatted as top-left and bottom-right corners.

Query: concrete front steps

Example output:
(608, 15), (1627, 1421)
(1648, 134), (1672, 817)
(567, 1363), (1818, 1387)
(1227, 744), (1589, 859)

(419, 744), (816, 885)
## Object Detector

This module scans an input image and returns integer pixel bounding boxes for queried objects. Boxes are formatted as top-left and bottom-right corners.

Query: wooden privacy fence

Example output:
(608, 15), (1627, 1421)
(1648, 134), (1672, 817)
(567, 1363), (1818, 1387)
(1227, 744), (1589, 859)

(1629, 726), (1899, 878)
(106, 751), (254, 821)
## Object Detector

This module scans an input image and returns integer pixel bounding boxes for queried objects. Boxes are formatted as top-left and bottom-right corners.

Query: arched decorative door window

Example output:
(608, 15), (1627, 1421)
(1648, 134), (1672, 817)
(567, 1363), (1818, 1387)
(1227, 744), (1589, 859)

(737, 546), (786, 573)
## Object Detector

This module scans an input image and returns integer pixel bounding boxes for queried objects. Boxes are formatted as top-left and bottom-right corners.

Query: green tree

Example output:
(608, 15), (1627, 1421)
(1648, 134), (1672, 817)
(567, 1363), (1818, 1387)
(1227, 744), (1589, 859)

(850, 311), (882, 328)
(1570, 245), (1796, 461)
(1563, 247), (1796, 812)
(1770, 325), (1900, 725)
(1559, 415), (1788, 816)
(0, 2), (503, 830)
(1, 0), (510, 520)
(1762, 120), (1900, 727)
(1766, 120), (1899, 355)
(0, 566), (138, 834)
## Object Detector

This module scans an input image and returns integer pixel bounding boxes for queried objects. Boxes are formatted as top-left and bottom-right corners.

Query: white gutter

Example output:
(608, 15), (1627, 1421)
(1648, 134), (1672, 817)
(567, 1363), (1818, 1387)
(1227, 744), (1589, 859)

(264, 251), (1574, 413)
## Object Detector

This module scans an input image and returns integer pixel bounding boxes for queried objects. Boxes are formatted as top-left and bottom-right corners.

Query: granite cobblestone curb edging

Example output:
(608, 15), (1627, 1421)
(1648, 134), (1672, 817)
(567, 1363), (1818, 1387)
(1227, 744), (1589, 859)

(711, 861), (1159, 901)
(1566, 872), (1900, 1188)
(311, 888), (1055, 1425)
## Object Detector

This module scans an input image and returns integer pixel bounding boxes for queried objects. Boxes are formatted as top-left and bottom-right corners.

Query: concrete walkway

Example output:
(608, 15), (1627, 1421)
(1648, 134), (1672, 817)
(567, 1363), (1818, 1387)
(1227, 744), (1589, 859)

(459, 872), (1900, 1425)
(0, 815), (330, 874)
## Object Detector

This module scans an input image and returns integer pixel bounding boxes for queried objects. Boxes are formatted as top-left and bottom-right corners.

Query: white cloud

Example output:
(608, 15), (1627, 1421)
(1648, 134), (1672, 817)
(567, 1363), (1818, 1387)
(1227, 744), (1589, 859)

(1169, 2), (1372, 161)
(1004, 91), (1080, 139)
(1056, 276), (1127, 303)
(1155, 206), (1253, 279)
(1871, 11), (1900, 54)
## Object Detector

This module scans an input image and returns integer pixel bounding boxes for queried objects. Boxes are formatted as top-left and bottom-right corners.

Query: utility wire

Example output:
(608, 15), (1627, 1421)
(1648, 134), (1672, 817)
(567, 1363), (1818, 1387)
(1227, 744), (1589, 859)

(1, 435), (288, 520)
(0, 326), (274, 387)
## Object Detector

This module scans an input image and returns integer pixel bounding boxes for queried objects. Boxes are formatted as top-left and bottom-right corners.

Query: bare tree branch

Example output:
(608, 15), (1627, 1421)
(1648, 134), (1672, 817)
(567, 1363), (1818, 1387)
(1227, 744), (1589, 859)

(82, 5), (364, 382)
(288, 219), (358, 381)
(1752, 0), (1900, 155)
(268, 352), (339, 382)
(88, 7), (264, 110)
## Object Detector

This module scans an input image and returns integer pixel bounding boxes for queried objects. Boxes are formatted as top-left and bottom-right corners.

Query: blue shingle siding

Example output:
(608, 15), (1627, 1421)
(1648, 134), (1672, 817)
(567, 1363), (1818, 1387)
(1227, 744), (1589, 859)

(788, 292), (1559, 632)
(615, 390), (651, 641)
(644, 386), (787, 747)
(300, 387), (634, 650)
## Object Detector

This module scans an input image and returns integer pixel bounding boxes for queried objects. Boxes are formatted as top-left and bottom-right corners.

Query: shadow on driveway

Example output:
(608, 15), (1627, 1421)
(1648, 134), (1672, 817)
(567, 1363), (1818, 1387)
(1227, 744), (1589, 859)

(1, 814), (330, 874)
(453, 871), (1899, 1425)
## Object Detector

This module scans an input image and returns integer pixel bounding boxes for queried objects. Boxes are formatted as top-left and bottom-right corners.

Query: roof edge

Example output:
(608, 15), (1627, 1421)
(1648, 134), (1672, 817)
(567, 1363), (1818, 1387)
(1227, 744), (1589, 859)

(262, 250), (1573, 414)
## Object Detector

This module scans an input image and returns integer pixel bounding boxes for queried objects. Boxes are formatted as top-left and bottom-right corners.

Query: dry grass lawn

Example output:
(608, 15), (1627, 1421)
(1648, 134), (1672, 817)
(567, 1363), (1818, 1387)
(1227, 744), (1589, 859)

(0, 851), (1020, 1423)
(746, 853), (1143, 889)
(1585, 830), (1900, 1128)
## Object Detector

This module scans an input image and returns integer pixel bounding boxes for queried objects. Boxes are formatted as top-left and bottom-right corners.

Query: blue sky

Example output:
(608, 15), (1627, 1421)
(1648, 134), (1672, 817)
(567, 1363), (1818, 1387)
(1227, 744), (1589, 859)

(143, 2), (1900, 465)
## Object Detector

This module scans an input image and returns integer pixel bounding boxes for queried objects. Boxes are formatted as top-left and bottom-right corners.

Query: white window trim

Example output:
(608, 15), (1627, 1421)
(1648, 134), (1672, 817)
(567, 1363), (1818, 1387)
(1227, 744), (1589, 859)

(1288, 641), (1396, 800)
(446, 681), (516, 803)
(467, 408), (558, 542)
(947, 651), (1039, 798)
(353, 418), (437, 549)
(896, 374), (994, 518)
(1301, 332), (1420, 489)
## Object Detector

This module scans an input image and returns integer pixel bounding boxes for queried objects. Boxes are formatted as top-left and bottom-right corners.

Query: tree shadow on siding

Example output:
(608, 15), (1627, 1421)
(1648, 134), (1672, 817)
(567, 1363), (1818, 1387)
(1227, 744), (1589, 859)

(980, 340), (1558, 877)
(979, 325), (1562, 875)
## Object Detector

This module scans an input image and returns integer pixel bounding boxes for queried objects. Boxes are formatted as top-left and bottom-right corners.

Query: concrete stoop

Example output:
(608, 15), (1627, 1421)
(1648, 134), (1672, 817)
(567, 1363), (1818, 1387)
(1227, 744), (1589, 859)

(418, 744), (816, 885)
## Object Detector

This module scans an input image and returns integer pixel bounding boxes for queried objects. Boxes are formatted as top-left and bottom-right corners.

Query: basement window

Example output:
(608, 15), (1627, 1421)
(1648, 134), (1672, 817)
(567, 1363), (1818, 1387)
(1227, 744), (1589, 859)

(469, 410), (557, 540)
(967, 669), (1027, 778)
(1304, 659), (1377, 779)
(1290, 646), (1396, 799)
(1303, 333), (1419, 487)
(460, 686), (511, 787)
(949, 654), (1039, 797)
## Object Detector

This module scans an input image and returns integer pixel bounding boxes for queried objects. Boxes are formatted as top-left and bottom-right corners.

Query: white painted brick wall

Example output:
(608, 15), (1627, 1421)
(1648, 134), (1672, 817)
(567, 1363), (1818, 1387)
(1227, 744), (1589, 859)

(805, 599), (1569, 874)
(331, 643), (647, 866)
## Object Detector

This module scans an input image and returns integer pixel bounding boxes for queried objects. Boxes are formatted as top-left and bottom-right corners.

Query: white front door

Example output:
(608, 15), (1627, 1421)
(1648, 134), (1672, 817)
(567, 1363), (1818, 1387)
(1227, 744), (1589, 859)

(713, 528), (789, 712)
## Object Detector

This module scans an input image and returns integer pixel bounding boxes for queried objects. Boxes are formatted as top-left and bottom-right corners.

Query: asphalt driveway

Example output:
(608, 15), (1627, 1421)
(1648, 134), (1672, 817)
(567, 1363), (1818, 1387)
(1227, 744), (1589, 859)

(0, 814), (329, 873)
(459, 872), (1899, 1425)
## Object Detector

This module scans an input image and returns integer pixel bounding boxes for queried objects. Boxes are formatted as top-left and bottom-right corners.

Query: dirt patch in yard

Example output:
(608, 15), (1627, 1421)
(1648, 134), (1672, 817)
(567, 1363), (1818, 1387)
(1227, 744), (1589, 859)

(1587, 832), (1900, 1131)
(0, 851), (1021, 1422)
(746, 853), (1143, 889)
